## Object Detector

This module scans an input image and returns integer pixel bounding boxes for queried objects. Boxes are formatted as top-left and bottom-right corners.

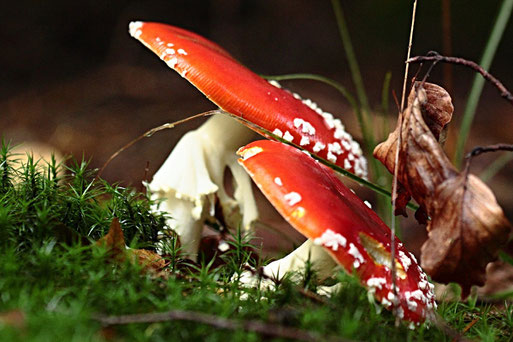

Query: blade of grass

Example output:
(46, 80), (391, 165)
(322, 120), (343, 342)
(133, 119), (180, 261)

(330, 1), (385, 184)
(261, 73), (359, 118)
(330, 0), (372, 127)
(390, 0), (419, 317)
(381, 72), (392, 120)
(379, 72), (397, 236)
(262, 74), (394, 203)
(480, 152), (513, 182)
(227, 112), (419, 212)
(454, 0), (513, 168)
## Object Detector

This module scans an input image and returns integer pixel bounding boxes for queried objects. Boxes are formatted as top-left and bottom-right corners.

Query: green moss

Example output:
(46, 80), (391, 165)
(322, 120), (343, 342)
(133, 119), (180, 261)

(0, 141), (512, 341)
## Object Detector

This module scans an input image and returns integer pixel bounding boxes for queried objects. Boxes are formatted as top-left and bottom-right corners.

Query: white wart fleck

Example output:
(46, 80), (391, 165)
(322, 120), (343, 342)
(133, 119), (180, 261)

(348, 243), (365, 268)
(313, 229), (347, 251)
(283, 131), (294, 142)
(284, 192), (301, 206)
(272, 129), (283, 138)
(300, 136), (310, 146)
(312, 141), (326, 152)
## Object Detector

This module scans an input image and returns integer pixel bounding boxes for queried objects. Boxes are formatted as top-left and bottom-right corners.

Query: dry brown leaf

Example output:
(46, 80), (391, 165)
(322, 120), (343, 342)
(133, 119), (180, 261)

(374, 82), (512, 296)
(96, 218), (168, 278)
(0, 310), (25, 330)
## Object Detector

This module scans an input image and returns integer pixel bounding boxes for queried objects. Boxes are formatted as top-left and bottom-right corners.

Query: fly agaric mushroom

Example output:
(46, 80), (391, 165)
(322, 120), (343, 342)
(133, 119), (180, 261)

(237, 140), (436, 325)
(129, 21), (367, 179)
(129, 21), (368, 259)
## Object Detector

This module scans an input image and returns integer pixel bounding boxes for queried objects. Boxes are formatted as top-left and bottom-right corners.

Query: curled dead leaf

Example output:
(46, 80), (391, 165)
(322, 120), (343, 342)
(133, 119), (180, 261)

(374, 82), (512, 296)
(96, 218), (168, 278)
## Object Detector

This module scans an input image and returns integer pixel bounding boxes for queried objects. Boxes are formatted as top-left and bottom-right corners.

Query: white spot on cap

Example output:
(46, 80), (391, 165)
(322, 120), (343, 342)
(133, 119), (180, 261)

(284, 192), (301, 206)
(293, 118), (316, 136)
(129, 21), (143, 38)
(283, 131), (294, 142)
(268, 80), (282, 88)
(272, 129), (283, 138)
(314, 229), (347, 251)
(364, 200), (372, 209)
(165, 48), (176, 55)
(274, 177), (283, 186)
(328, 142), (343, 155)
(166, 57), (178, 69)
(177, 48), (188, 55)
(312, 142), (326, 153)
(293, 118), (304, 128)
(366, 277), (386, 291)
(348, 243), (365, 267)
(300, 136), (310, 146)
(327, 152), (337, 163)
(398, 250), (411, 271)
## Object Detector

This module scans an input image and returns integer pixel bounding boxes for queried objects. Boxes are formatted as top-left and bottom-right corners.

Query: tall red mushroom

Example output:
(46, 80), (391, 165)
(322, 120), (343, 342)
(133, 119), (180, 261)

(129, 21), (367, 178)
(237, 140), (436, 325)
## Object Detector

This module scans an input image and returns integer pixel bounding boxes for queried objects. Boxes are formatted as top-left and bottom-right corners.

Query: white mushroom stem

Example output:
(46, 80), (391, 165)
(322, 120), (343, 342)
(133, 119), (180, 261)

(238, 239), (340, 291)
(148, 114), (258, 260)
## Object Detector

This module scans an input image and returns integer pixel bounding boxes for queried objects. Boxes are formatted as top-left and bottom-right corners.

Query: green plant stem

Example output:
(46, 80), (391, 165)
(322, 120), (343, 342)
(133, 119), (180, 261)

(330, 0), (385, 183)
(261, 74), (359, 117)
(330, 0), (372, 125)
(480, 152), (513, 182)
(230, 113), (419, 212)
(381, 72), (392, 119)
(454, 0), (513, 168)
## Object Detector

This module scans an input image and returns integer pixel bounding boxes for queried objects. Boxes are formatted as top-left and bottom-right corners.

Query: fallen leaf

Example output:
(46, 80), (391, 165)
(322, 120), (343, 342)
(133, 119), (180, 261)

(0, 310), (25, 330)
(96, 218), (168, 277)
(374, 82), (512, 296)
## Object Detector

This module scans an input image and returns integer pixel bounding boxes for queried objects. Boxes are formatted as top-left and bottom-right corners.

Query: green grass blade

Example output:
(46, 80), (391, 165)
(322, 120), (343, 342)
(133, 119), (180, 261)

(262, 73), (358, 112)
(381, 72), (392, 119)
(229, 112), (419, 212)
(454, 0), (513, 168)
(480, 152), (513, 182)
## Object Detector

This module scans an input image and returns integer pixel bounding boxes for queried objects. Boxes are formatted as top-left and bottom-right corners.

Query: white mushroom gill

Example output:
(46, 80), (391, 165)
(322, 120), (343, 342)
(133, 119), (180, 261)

(148, 114), (258, 261)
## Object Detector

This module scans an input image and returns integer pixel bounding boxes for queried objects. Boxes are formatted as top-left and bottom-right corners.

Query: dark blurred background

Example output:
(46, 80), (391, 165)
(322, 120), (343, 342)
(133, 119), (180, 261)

(1, 1), (512, 246)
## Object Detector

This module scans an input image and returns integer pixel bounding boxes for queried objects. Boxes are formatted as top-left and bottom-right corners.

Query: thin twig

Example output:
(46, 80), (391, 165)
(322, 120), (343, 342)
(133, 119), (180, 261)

(94, 310), (349, 342)
(400, 0), (418, 112)
(407, 52), (513, 105)
(391, 0), (418, 324)
(461, 144), (513, 231)
(466, 143), (513, 159)
(441, 0), (453, 94)
(463, 143), (513, 185)
(96, 110), (219, 179)
(432, 313), (472, 342)
(450, 317), (480, 342)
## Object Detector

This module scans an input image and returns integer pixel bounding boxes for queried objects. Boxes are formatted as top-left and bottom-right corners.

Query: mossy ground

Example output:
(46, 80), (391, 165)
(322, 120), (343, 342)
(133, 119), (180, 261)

(1, 142), (512, 341)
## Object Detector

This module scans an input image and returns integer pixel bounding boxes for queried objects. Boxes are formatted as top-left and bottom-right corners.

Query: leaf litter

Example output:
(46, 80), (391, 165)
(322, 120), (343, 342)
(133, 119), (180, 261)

(374, 82), (512, 296)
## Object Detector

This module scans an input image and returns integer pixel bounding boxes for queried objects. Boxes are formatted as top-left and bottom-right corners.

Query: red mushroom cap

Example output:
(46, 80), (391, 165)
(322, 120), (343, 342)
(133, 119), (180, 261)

(237, 140), (436, 324)
(129, 21), (367, 179)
